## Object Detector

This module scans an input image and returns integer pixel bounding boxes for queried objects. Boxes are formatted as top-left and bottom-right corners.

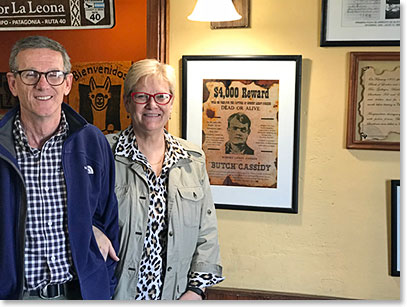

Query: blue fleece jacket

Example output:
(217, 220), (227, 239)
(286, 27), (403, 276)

(0, 103), (119, 299)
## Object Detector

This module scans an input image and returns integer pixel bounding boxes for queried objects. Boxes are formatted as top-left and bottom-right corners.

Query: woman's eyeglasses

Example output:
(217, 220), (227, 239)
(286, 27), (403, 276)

(130, 92), (173, 105)
(13, 70), (68, 86)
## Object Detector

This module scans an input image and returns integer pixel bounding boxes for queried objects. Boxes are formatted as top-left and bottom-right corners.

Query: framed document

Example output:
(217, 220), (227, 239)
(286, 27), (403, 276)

(320, 0), (400, 46)
(390, 180), (400, 277)
(182, 55), (302, 213)
(346, 52), (400, 151)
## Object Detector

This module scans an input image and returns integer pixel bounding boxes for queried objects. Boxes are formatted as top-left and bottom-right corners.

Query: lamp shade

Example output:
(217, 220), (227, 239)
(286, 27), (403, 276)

(188, 0), (242, 22)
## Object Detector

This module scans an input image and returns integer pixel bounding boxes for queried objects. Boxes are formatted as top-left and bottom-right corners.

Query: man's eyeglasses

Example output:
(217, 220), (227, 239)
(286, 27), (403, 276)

(12, 70), (68, 86)
(130, 92), (173, 105)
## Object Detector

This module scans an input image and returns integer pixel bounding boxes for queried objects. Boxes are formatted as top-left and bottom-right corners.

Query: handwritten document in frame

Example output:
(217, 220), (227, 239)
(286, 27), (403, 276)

(346, 52), (400, 150)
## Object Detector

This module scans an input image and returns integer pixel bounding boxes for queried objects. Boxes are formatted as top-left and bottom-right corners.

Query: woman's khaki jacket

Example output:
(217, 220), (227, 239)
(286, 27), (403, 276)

(106, 133), (223, 300)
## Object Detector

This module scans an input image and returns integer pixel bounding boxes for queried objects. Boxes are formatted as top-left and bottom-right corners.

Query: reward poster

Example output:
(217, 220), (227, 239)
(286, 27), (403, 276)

(68, 61), (132, 134)
(202, 80), (279, 188)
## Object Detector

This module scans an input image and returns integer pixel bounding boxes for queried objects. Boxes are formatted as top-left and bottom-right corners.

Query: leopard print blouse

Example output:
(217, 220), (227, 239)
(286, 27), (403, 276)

(115, 126), (223, 300)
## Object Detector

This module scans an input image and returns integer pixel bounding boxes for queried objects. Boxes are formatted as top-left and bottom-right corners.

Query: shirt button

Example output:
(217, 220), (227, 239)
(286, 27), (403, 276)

(51, 256), (56, 261)
(44, 187), (49, 192)
(169, 231), (173, 237)
(167, 267), (172, 272)
(48, 221), (53, 226)
(207, 209), (212, 215)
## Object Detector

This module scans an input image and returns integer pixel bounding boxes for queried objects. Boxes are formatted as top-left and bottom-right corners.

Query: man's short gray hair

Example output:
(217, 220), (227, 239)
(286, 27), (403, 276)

(9, 36), (71, 73)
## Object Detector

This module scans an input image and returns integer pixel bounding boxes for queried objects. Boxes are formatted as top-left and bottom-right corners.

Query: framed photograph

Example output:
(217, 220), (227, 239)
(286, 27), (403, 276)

(182, 55), (302, 213)
(320, 0), (400, 46)
(346, 52), (400, 150)
(390, 180), (400, 277)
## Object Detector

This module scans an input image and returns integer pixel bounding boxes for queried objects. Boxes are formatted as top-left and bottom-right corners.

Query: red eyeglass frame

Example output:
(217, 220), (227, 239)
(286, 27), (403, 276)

(130, 92), (173, 105)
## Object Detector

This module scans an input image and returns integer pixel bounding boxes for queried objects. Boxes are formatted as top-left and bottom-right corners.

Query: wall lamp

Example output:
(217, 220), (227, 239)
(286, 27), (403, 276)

(188, 0), (242, 22)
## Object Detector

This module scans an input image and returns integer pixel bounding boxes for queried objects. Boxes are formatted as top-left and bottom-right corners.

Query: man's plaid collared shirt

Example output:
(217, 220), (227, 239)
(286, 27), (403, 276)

(13, 111), (74, 290)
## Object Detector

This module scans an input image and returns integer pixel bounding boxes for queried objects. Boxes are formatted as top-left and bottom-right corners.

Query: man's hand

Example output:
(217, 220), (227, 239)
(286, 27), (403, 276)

(92, 226), (119, 262)
(179, 290), (205, 300)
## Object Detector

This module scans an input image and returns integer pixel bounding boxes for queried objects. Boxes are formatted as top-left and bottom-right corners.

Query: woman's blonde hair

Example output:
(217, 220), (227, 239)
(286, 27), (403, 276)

(124, 59), (176, 99)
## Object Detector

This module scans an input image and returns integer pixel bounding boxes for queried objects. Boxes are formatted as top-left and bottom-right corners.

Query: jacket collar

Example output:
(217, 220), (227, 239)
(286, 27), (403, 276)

(0, 103), (88, 157)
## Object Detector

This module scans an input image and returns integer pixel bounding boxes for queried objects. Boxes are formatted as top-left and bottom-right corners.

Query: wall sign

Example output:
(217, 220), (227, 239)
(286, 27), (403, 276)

(67, 61), (132, 134)
(0, 0), (115, 31)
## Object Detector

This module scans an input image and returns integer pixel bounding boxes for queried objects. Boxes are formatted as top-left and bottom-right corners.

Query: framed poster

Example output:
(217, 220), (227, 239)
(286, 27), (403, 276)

(320, 0), (400, 46)
(67, 61), (132, 134)
(182, 55), (301, 213)
(390, 180), (400, 277)
(346, 52), (400, 151)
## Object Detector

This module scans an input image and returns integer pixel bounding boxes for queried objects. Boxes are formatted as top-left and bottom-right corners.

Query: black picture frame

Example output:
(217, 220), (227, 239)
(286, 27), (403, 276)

(320, 0), (400, 47)
(391, 179), (400, 277)
(181, 55), (302, 213)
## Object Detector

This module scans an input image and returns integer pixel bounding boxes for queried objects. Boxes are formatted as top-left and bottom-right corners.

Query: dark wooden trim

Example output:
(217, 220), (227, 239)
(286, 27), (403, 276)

(147, 0), (169, 63)
(205, 287), (348, 300)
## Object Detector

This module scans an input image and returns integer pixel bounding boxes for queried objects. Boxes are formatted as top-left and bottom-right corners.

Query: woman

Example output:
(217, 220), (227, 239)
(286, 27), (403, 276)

(98, 59), (224, 300)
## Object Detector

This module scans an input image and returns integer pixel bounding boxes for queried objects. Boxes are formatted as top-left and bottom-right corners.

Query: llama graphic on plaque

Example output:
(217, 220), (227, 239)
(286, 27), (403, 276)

(78, 76), (121, 133)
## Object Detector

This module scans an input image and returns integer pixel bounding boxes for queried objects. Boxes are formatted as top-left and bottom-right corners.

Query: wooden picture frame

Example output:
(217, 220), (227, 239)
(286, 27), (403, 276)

(182, 55), (301, 213)
(346, 52), (400, 150)
(210, 0), (250, 29)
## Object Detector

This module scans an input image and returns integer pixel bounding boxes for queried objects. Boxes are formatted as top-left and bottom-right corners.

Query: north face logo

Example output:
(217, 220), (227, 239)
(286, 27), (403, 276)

(84, 165), (94, 175)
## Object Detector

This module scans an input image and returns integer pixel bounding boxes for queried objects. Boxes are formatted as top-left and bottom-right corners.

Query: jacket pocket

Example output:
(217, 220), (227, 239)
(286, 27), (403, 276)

(177, 186), (204, 228)
(115, 185), (131, 228)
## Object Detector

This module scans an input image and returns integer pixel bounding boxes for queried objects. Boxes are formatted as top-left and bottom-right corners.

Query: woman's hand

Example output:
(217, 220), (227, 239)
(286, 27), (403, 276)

(92, 226), (120, 262)
(179, 290), (204, 300)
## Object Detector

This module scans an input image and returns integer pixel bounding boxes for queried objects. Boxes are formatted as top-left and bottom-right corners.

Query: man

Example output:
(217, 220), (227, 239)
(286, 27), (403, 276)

(0, 36), (119, 300)
(225, 112), (254, 155)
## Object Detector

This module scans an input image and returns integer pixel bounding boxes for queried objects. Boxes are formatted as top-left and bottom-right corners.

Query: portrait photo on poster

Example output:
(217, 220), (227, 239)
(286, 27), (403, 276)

(182, 55), (302, 213)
